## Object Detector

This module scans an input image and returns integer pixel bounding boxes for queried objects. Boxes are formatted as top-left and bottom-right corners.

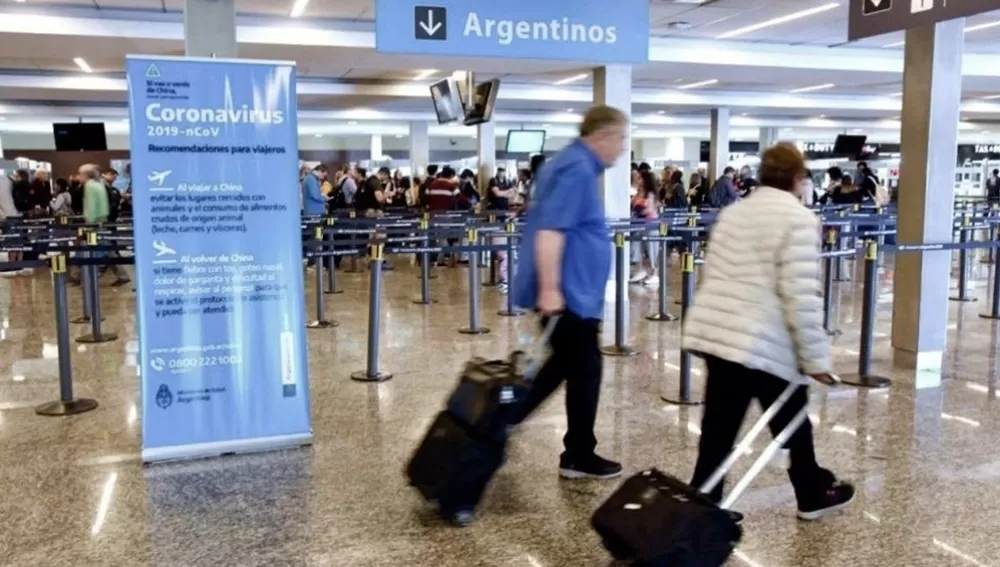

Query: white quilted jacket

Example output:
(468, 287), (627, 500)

(682, 186), (832, 384)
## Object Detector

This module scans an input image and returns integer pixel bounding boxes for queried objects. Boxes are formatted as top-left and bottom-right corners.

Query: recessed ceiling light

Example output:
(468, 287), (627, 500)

(542, 123), (552, 127)
(983, 94), (1000, 100)
(740, 112), (748, 116)
(851, 128), (864, 133)
(889, 92), (903, 97)
(657, 110), (665, 115)
(891, 116), (900, 120)
(677, 79), (718, 90)
(73, 57), (93, 73)
(413, 69), (437, 81)
(314, 134), (323, 137)
(817, 114), (826, 118)
(565, 108), (575, 113)
(348, 120), (358, 125)
(395, 134), (403, 139)
(666, 21), (694, 31)
(883, 41), (905, 48)
(965, 20), (1000, 33)
(982, 130), (992, 135)
(554, 73), (588, 85)
(789, 83), (835, 93)
(717, 2), (839, 39)
(289, 0), (310, 18)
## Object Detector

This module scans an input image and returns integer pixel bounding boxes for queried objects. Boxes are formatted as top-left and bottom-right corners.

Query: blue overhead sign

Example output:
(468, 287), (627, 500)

(375, 0), (649, 64)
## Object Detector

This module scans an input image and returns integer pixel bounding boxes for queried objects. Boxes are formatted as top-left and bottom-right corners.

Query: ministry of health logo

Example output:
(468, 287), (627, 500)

(155, 384), (173, 409)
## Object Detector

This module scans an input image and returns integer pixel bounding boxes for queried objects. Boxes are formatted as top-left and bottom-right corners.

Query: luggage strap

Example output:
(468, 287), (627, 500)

(521, 315), (560, 383)
(697, 382), (811, 510)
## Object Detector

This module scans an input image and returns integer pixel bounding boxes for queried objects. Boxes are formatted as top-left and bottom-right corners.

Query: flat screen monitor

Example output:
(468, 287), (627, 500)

(463, 79), (500, 126)
(429, 79), (462, 124)
(505, 130), (546, 154)
(53, 122), (108, 151)
(833, 134), (867, 157)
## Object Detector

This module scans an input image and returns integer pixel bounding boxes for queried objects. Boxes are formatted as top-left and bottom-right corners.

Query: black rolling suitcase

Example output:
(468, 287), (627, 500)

(407, 317), (558, 525)
(592, 382), (815, 566)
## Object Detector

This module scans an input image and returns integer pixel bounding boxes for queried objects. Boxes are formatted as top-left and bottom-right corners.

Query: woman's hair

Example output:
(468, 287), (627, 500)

(827, 166), (843, 180)
(460, 168), (475, 180)
(639, 170), (658, 196)
(670, 170), (684, 185)
(689, 172), (701, 186)
(55, 178), (69, 192)
(841, 174), (855, 188)
(759, 143), (806, 192)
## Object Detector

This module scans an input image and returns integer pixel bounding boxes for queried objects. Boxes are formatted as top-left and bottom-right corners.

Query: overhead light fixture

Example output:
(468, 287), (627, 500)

(883, 41), (905, 48)
(394, 134), (403, 139)
(542, 123), (552, 127)
(314, 134), (323, 138)
(891, 116), (900, 120)
(348, 120), (358, 125)
(965, 20), (1000, 33)
(789, 83), (835, 93)
(717, 2), (839, 39)
(554, 73), (588, 85)
(983, 94), (1000, 100)
(889, 92), (903, 97)
(289, 0), (310, 18)
(740, 112), (748, 116)
(851, 128), (864, 133)
(677, 79), (718, 90)
(412, 69), (437, 81)
(73, 57), (93, 73)
(565, 108), (575, 113)
(817, 114), (826, 118)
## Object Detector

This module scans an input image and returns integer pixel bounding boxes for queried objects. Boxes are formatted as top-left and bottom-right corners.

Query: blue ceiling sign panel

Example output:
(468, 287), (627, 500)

(375, 0), (649, 64)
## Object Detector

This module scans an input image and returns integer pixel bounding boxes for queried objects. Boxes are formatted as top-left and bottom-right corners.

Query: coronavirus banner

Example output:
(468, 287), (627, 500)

(126, 56), (312, 462)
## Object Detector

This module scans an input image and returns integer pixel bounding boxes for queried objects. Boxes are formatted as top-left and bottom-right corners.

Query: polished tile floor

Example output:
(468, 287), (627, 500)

(2, 252), (1000, 566)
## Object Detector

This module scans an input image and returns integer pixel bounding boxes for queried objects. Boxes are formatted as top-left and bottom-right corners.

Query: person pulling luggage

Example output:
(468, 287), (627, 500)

(512, 104), (629, 480)
(682, 142), (855, 521)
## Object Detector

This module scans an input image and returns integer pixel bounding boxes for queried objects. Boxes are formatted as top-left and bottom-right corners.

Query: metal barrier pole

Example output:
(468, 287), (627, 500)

(344, 210), (364, 274)
(601, 232), (637, 356)
(823, 229), (842, 337)
(77, 232), (117, 344)
(484, 214), (496, 287)
(36, 255), (99, 416)
(951, 216), (976, 303)
(459, 228), (490, 335)
(842, 241), (891, 389)
(351, 243), (392, 382)
(71, 228), (100, 325)
(498, 220), (524, 317)
(834, 210), (851, 282)
(647, 222), (677, 322)
(980, 241), (1000, 320)
(413, 217), (437, 305)
(324, 218), (343, 295)
(308, 227), (337, 329)
(662, 252), (700, 405)
(875, 206), (886, 248)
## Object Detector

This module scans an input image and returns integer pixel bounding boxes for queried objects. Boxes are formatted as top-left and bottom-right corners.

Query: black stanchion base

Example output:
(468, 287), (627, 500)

(413, 298), (438, 305)
(950, 296), (977, 303)
(840, 374), (892, 389)
(307, 320), (339, 329)
(978, 313), (1000, 320)
(660, 395), (703, 406)
(498, 309), (525, 317)
(71, 316), (105, 325)
(459, 327), (491, 335)
(646, 312), (678, 322)
(323, 288), (344, 295)
(35, 398), (99, 416)
(600, 345), (639, 357)
(76, 332), (118, 344)
(350, 370), (393, 382)
(826, 328), (843, 337)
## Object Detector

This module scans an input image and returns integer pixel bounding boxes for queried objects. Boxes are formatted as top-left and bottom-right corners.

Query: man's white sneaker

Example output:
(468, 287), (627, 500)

(629, 270), (648, 283)
(643, 275), (660, 287)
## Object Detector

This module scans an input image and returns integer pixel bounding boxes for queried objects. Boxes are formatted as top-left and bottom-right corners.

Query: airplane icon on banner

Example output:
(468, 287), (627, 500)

(148, 170), (172, 186)
(152, 240), (177, 257)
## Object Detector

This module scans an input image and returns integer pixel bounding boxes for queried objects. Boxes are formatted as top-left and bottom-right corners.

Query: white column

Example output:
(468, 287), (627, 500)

(758, 127), (779, 150)
(370, 134), (383, 162)
(477, 120), (496, 193)
(409, 122), (429, 177)
(593, 65), (632, 222)
(665, 137), (685, 161)
(708, 108), (730, 182)
(184, 0), (236, 57)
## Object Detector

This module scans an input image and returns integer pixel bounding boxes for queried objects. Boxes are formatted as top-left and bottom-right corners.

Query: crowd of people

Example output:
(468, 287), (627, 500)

(0, 164), (131, 284)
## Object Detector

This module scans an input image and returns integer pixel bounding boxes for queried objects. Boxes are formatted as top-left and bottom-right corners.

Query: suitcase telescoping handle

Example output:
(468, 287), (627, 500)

(698, 377), (838, 510)
(521, 315), (560, 383)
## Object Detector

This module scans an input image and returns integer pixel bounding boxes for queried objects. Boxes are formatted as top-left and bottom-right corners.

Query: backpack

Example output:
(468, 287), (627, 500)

(106, 184), (122, 219)
(870, 175), (889, 205)
(328, 177), (348, 210)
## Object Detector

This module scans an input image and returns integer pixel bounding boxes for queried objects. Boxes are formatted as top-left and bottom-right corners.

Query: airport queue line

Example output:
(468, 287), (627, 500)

(3, 201), (1000, 423)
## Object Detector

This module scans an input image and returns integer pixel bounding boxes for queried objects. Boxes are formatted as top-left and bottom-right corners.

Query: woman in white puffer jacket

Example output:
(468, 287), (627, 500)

(682, 143), (854, 521)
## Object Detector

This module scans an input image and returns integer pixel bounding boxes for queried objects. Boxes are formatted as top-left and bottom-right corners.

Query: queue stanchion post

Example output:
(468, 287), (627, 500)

(841, 241), (891, 389)
(344, 210), (364, 274)
(307, 227), (337, 329)
(413, 217), (437, 305)
(351, 242), (392, 382)
(484, 214), (497, 288)
(459, 228), (490, 335)
(323, 218), (343, 295)
(415, 213), (438, 281)
(498, 220), (524, 317)
(834, 211), (851, 282)
(823, 229), (842, 337)
(36, 254), (99, 416)
(662, 251), (701, 405)
(601, 232), (638, 357)
(980, 240), (1000, 320)
(71, 227), (101, 325)
(76, 232), (118, 344)
(951, 215), (976, 303)
(646, 222), (677, 323)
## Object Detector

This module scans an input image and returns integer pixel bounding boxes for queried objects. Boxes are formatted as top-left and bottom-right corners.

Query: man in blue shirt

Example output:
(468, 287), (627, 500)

(514, 105), (628, 480)
(301, 163), (329, 216)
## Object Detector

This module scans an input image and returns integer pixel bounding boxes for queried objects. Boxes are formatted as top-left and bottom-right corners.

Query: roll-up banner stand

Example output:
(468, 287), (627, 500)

(126, 56), (312, 462)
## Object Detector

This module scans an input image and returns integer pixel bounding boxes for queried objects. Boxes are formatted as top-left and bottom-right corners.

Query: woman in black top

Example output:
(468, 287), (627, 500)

(458, 169), (480, 210)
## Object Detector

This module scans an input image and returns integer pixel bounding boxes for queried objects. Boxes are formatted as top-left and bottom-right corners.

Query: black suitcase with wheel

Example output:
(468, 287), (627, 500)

(592, 382), (816, 566)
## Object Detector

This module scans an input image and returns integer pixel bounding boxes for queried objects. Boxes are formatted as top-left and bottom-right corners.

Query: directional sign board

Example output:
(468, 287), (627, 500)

(375, 0), (649, 64)
(849, 0), (998, 41)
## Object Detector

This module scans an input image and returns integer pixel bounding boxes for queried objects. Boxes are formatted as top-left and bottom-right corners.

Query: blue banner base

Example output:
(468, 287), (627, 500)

(142, 432), (313, 464)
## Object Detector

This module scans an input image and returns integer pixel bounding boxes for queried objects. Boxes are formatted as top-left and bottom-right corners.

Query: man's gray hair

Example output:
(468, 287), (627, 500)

(78, 164), (101, 180)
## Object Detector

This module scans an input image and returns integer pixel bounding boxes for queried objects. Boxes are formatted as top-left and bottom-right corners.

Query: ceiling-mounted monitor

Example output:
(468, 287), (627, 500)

(463, 79), (500, 126)
(505, 130), (546, 154)
(833, 134), (867, 158)
(429, 78), (462, 124)
(53, 122), (108, 151)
